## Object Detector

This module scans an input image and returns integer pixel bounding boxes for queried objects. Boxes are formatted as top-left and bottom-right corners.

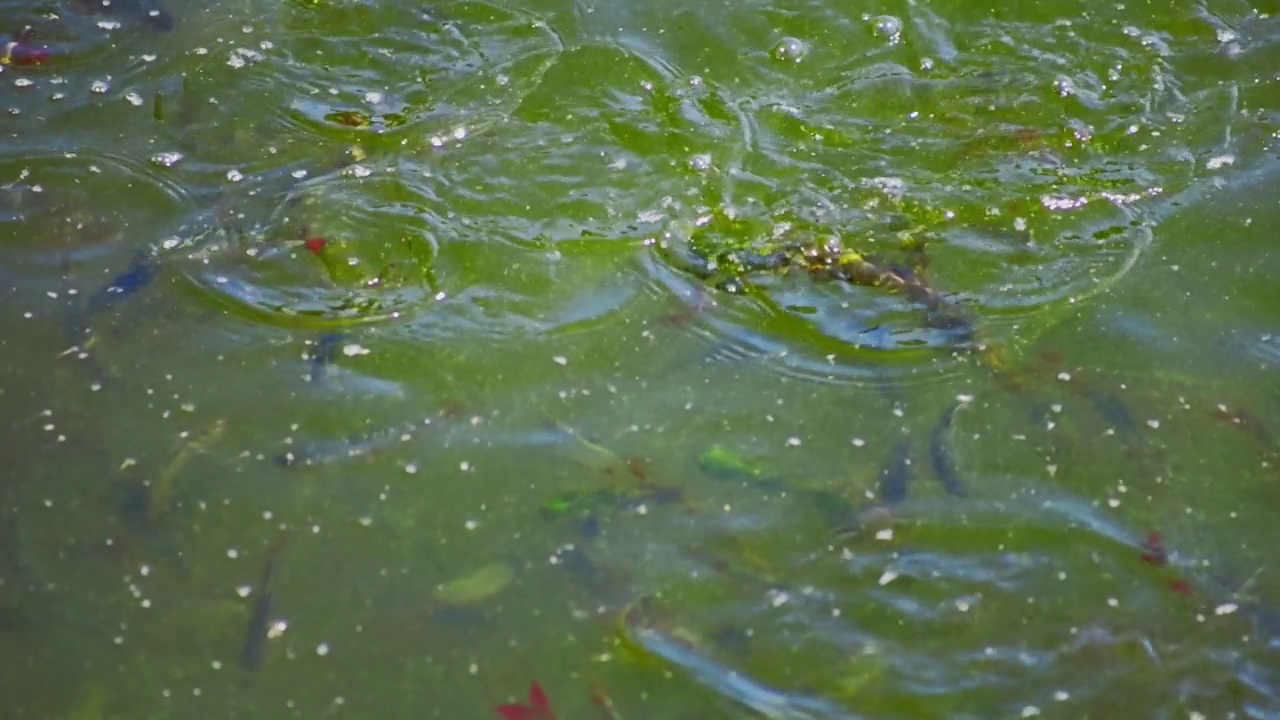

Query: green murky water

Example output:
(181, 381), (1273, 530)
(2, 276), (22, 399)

(2, 0), (1279, 717)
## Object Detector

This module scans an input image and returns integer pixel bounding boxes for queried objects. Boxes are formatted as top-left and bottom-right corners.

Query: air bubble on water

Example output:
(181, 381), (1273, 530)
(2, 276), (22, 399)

(364, 91), (384, 104)
(91, 80), (110, 94)
(14, 78), (34, 88)
(770, 37), (808, 63)
(226, 169), (244, 182)
(1053, 75), (1075, 97)
(150, 151), (183, 167)
(869, 15), (903, 43)
(688, 153), (712, 171)
(97, 20), (121, 30)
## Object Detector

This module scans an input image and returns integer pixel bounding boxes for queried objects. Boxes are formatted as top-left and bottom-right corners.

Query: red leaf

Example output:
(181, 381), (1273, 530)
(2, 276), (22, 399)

(527, 682), (549, 712)
(495, 704), (535, 720)
(304, 237), (328, 255)
(1168, 579), (1193, 596)
(1139, 531), (1167, 566)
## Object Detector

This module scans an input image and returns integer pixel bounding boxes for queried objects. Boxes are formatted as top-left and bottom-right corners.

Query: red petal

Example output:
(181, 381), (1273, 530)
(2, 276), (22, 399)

(495, 704), (535, 720)
(304, 238), (328, 255)
(527, 682), (549, 712)
(1168, 580), (1193, 596)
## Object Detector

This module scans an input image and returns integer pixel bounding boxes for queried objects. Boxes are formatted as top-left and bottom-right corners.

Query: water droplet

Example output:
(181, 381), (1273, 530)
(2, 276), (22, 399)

(770, 37), (808, 63)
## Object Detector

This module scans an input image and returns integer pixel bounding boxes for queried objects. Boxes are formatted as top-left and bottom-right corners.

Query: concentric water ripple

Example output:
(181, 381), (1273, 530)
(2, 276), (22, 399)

(180, 169), (444, 328)
(0, 150), (192, 263)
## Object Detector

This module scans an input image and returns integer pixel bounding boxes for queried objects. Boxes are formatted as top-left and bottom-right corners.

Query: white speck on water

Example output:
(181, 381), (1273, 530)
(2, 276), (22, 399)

(344, 164), (372, 178)
(91, 80), (110, 93)
(460, 461), (471, 472)
(469, 663), (479, 675)
(452, 126), (467, 140)
(357, 516), (372, 527)
(1107, 597), (1119, 607)
(1053, 690), (1069, 701)
(120, 458), (137, 470)
(140, 598), (151, 609)
(291, 169), (308, 179)
(142, 54), (157, 62)
(97, 20), (122, 29)
(140, 564), (151, 577)
(364, 91), (384, 104)
(14, 78), (34, 88)
(1050, 404), (1063, 413)
(1147, 419), (1160, 429)
(125, 92), (143, 106)
(955, 598), (971, 612)
(267, 620), (287, 639)
(1057, 372), (1072, 381)
(211, 660), (222, 670)
(875, 528), (894, 541)
(878, 569), (899, 586)
(852, 437), (865, 447)
(1108, 498), (1120, 508)
(342, 344), (370, 356)
(215, 276), (228, 284)
(1021, 707), (1041, 718)
(769, 590), (790, 607)
(235, 585), (252, 598)
(226, 169), (244, 182)
(227, 549), (239, 559)
(464, 519), (479, 530)
(404, 463), (417, 474)
(1206, 154), (1234, 170)
(786, 437), (802, 447)
(194, 47), (209, 55)
(1215, 603), (1238, 616)
(316, 643), (330, 656)
(552, 355), (568, 365)
(1046, 464), (1058, 478)
(956, 394), (974, 404)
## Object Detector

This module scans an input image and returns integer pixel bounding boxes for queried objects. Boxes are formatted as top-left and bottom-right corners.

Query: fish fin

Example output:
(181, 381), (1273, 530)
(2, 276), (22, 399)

(495, 704), (535, 720)
(528, 682), (550, 712)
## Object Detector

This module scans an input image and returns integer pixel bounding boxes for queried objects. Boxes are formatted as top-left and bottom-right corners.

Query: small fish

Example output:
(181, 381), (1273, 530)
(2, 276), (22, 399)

(1082, 387), (1143, 445)
(878, 439), (911, 506)
(241, 533), (289, 675)
(274, 422), (419, 468)
(929, 402), (968, 497)
(83, 251), (159, 317)
(495, 681), (556, 720)
(308, 333), (344, 384)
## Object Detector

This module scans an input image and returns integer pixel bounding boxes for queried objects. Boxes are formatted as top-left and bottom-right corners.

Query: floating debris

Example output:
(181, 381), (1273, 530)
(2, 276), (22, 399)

(435, 561), (514, 606)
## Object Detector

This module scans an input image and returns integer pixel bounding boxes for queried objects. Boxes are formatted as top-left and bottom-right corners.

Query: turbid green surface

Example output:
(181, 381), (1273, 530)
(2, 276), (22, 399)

(1, 0), (1279, 717)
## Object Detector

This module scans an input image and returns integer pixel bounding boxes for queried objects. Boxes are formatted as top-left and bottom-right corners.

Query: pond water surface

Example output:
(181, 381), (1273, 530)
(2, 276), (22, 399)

(2, 0), (1279, 717)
